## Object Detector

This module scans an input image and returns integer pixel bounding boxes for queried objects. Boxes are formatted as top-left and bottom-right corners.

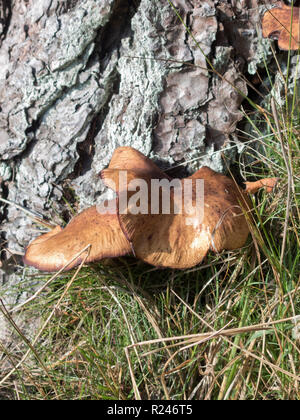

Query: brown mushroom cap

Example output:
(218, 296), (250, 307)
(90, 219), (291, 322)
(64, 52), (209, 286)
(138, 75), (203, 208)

(245, 177), (278, 194)
(101, 153), (252, 269)
(23, 204), (131, 272)
(262, 3), (300, 50)
(25, 147), (279, 272)
(107, 146), (171, 179)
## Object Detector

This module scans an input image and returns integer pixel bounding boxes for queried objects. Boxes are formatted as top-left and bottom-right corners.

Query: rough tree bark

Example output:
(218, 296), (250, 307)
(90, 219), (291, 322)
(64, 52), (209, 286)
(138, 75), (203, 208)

(0, 0), (278, 342)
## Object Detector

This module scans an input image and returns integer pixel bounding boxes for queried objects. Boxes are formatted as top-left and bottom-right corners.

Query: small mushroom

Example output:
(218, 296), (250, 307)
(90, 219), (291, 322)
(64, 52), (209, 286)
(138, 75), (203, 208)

(262, 2), (300, 50)
(245, 177), (279, 194)
(24, 147), (277, 272)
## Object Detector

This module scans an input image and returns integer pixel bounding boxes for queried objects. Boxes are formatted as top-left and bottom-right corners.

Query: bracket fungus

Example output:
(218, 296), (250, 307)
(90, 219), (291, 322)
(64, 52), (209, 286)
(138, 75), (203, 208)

(262, 2), (300, 50)
(24, 147), (277, 272)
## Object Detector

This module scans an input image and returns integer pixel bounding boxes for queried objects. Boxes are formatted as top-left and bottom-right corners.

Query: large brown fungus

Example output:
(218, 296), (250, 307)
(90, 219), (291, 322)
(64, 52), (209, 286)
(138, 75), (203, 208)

(101, 148), (253, 269)
(24, 147), (277, 272)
